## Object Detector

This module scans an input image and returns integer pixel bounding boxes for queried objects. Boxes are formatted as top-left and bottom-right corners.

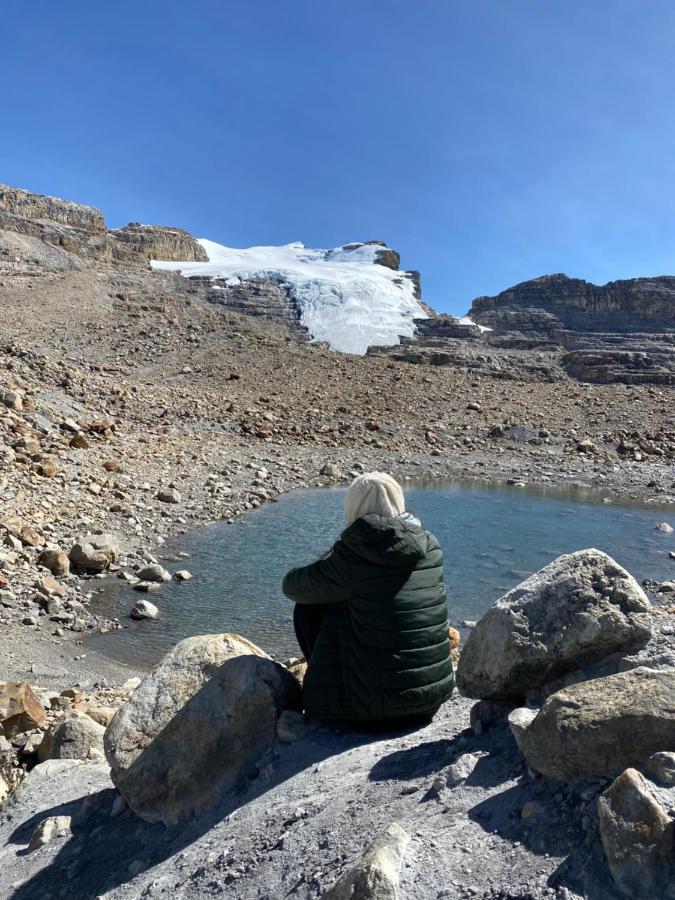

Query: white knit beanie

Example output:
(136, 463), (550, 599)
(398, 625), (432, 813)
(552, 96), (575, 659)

(344, 472), (406, 525)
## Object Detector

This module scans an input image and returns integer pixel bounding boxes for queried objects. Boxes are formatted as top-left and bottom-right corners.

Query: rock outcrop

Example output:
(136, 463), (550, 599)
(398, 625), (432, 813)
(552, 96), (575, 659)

(462, 273), (675, 385)
(0, 184), (106, 233)
(456, 549), (652, 701)
(104, 633), (301, 824)
(561, 349), (674, 385)
(110, 223), (208, 262)
(515, 667), (675, 780)
(204, 276), (310, 341)
(0, 184), (205, 266)
(470, 273), (675, 334)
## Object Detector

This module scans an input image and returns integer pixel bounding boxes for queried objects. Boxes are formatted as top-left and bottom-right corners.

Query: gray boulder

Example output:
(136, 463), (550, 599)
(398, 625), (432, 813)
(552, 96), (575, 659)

(321, 823), (410, 900)
(456, 549), (651, 700)
(598, 767), (675, 899)
(41, 713), (106, 761)
(104, 633), (301, 824)
(517, 667), (675, 780)
(136, 563), (171, 583)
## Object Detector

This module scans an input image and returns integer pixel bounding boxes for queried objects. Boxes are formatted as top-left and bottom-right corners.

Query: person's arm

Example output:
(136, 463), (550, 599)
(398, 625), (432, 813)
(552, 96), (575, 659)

(282, 544), (350, 605)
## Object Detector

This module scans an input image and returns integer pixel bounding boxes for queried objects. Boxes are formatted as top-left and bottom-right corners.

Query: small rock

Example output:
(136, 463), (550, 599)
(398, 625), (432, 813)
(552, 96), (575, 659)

(38, 548), (70, 577)
(69, 433), (89, 449)
(174, 570), (192, 581)
(156, 487), (181, 504)
(645, 751), (675, 786)
(42, 713), (106, 761)
(69, 541), (113, 573)
(133, 581), (159, 593)
(130, 599), (159, 619)
(507, 707), (538, 753)
(0, 682), (47, 735)
(3, 391), (22, 411)
(445, 752), (481, 787)
(28, 815), (72, 852)
(31, 662), (69, 678)
(655, 522), (673, 534)
(598, 767), (675, 898)
(37, 460), (58, 478)
(276, 710), (307, 742)
(320, 823), (410, 900)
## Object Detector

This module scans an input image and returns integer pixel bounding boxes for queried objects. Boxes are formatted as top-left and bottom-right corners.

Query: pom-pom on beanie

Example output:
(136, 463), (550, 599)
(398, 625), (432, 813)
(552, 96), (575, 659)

(344, 472), (406, 525)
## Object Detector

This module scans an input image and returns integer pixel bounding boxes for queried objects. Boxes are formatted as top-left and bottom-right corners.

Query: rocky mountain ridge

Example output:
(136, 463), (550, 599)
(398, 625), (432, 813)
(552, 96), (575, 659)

(469, 273), (675, 334)
(456, 274), (674, 384)
(0, 184), (207, 264)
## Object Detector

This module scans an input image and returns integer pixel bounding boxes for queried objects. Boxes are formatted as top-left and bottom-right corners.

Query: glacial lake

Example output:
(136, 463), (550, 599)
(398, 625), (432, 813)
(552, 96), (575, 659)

(88, 480), (674, 667)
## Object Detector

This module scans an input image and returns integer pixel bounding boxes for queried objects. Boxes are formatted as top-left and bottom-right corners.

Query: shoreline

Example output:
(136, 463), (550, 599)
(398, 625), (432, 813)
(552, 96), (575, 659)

(2, 444), (673, 695)
(85, 455), (675, 674)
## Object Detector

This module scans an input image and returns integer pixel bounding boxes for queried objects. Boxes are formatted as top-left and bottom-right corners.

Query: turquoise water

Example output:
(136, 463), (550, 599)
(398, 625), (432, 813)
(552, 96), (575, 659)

(88, 480), (674, 666)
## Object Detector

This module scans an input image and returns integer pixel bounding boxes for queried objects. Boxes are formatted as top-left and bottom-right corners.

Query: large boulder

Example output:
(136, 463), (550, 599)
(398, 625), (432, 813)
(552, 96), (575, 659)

(104, 633), (301, 824)
(598, 767), (675, 899)
(456, 550), (651, 700)
(516, 667), (675, 780)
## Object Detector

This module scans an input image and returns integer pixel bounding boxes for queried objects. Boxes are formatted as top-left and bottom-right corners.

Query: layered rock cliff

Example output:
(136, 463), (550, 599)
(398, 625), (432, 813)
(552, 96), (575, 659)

(0, 184), (206, 265)
(469, 273), (675, 334)
(111, 223), (208, 262)
(462, 273), (675, 384)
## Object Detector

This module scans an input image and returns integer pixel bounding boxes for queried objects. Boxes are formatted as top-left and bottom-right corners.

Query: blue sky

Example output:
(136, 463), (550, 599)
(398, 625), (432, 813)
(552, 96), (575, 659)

(2, 1), (675, 314)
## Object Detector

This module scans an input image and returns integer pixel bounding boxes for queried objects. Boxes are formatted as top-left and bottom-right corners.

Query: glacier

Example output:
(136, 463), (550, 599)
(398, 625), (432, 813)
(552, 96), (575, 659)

(151, 239), (427, 355)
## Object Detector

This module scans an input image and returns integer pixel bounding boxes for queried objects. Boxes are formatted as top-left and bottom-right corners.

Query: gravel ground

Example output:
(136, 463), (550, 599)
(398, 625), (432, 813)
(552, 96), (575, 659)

(0, 691), (620, 900)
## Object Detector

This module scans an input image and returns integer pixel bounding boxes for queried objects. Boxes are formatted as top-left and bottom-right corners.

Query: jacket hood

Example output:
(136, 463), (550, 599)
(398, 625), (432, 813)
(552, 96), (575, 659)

(341, 514), (429, 567)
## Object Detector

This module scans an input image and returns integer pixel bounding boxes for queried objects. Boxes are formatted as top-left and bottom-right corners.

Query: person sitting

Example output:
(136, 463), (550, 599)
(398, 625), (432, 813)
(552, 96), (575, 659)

(282, 471), (455, 730)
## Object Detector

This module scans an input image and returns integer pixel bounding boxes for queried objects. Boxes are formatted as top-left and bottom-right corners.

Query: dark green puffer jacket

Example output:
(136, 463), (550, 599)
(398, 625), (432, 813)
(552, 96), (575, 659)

(282, 514), (455, 722)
